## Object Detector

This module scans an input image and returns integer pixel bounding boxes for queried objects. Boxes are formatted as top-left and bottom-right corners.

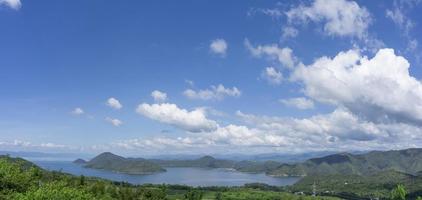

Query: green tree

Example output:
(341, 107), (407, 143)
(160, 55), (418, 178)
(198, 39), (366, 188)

(184, 189), (203, 200)
(79, 175), (85, 186)
(390, 184), (406, 200)
(215, 192), (223, 200)
(15, 181), (95, 200)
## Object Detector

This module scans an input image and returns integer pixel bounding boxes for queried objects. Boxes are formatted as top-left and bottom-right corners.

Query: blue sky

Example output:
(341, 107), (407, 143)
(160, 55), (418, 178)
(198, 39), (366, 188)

(1, 0), (422, 156)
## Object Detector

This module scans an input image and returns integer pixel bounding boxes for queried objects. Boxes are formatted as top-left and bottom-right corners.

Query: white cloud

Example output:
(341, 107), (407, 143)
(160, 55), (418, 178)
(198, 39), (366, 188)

(106, 97), (122, 110)
(0, 0), (21, 10)
(136, 103), (218, 132)
(386, 0), (420, 54)
(105, 117), (122, 127)
(210, 39), (228, 56)
(261, 67), (283, 85)
(245, 39), (297, 68)
(151, 90), (167, 102)
(280, 97), (314, 110)
(71, 108), (84, 115)
(185, 79), (195, 87)
(282, 26), (299, 39)
(108, 106), (422, 154)
(0, 140), (76, 151)
(386, 2), (413, 36)
(183, 84), (241, 101)
(40, 143), (67, 148)
(286, 0), (371, 38)
(292, 48), (422, 124)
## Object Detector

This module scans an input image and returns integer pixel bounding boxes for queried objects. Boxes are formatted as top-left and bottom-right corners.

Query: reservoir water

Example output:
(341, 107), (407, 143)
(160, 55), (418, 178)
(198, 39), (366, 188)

(34, 161), (300, 187)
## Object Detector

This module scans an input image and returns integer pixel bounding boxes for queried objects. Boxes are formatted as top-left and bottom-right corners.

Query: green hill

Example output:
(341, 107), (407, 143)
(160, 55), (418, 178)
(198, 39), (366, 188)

(84, 152), (166, 174)
(268, 148), (422, 177)
(72, 158), (87, 164)
(150, 155), (236, 168)
(290, 169), (422, 199)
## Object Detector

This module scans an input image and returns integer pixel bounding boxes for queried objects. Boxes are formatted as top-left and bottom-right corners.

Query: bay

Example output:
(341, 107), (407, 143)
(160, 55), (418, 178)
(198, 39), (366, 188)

(34, 161), (300, 187)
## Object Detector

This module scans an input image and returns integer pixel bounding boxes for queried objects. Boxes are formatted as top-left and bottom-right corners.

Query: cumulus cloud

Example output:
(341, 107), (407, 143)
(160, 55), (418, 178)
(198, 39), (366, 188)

(280, 97), (314, 110)
(183, 84), (241, 101)
(0, 0), (21, 10)
(210, 39), (228, 56)
(136, 103), (218, 132)
(71, 108), (84, 115)
(107, 106), (422, 154)
(106, 97), (122, 110)
(286, 0), (371, 38)
(261, 67), (283, 85)
(245, 39), (297, 68)
(151, 90), (167, 102)
(292, 48), (422, 124)
(105, 117), (123, 127)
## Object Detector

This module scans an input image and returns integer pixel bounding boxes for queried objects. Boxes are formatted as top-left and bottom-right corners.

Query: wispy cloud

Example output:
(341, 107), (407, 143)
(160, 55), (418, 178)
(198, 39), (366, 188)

(183, 84), (241, 101)
(0, 0), (21, 10)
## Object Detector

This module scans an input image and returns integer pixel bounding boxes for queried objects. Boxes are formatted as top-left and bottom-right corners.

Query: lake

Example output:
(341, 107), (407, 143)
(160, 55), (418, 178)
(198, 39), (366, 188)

(34, 161), (300, 187)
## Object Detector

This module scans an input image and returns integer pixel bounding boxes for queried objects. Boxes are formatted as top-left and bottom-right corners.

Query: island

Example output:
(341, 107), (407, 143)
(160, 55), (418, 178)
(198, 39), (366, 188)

(72, 158), (87, 164)
(83, 152), (166, 174)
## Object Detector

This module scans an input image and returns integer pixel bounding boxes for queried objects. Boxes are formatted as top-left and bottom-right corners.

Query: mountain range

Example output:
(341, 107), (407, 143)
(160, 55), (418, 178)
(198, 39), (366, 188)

(78, 148), (422, 177)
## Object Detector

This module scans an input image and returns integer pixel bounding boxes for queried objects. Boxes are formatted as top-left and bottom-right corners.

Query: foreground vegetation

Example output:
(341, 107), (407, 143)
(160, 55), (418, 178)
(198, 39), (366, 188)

(0, 155), (336, 199)
(3, 155), (422, 199)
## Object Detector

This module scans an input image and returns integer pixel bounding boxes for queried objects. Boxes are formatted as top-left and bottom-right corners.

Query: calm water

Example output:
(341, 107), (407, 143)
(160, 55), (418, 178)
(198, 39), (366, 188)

(34, 161), (300, 187)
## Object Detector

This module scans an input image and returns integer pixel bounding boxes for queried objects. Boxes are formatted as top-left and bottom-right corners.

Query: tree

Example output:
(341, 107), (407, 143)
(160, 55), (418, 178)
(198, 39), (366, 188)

(215, 192), (223, 200)
(184, 189), (203, 200)
(79, 175), (85, 186)
(390, 184), (406, 200)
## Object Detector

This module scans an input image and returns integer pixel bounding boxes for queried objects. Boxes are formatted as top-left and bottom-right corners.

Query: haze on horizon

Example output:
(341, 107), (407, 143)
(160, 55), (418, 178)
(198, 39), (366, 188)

(1, 0), (422, 157)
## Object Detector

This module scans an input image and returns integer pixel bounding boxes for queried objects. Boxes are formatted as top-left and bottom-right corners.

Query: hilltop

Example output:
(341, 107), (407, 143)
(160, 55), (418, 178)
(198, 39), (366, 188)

(83, 152), (166, 174)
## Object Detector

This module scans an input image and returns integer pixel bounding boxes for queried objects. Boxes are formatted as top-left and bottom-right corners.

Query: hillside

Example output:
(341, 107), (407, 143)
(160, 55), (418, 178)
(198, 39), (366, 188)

(290, 170), (422, 199)
(268, 148), (422, 177)
(84, 152), (166, 174)
(150, 155), (236, 168)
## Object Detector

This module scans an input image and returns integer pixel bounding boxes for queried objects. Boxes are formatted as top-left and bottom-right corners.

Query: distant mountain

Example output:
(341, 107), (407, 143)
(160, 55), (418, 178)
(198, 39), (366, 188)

(84, 152), (166, 174)
(0, 151), (92, 161)
(150, 155), (235, 168)
(268, 148), (422, 177)
(73, 158), (87, 164)
(145, 151), (340, 163)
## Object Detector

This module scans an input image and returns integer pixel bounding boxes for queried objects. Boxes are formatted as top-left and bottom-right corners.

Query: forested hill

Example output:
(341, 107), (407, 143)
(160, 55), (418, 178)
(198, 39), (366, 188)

(149, 155), (235, 168)
(268, 148), (422, 176)
(82, 148), (422, 177)
(84, 152), (166, 174)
